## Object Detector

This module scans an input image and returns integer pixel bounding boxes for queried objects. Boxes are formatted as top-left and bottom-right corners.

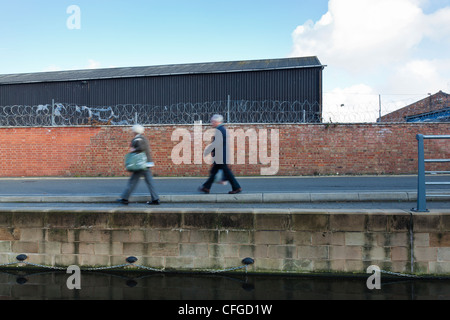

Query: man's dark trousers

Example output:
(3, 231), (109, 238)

(202, 163), (241, 191)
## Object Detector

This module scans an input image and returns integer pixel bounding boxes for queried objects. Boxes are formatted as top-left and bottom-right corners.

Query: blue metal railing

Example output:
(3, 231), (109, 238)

(414, 134), (450, 212)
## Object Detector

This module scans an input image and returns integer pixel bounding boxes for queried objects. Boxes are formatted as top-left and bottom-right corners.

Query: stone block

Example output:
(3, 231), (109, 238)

(148, 243), (179, 257)
(292, 214), (329, 231)
(363, 246), (389, 261)
(13, 212), (45, 228)
(189, 230), (218, 243)
(180, 243), (209, 257)
(47, 229), (68, 242)
(39, 242), (61, 255)
(80, 254), (110, 267)
(413, 214), (441, 232)
(268, 245), (297, 259)
(330, 214), (365, 232)
(209, 244), (240, 258)
(45, 212), (77, 228)
(123, 243), (145, 255)
(79, 243), (95, 255)
(312, 232), (345, 246)
(413, 233), (429, 247)
(193, 257), (226, 270)
(437, 248), (450, 262)
(0, 213), (12, 227)
(429, 261), (450, 274)
(255, 213), (292, 231)
(160, 229), (190, 243)
(0, 241), (11, 252)
(148, 212), (181, 228)
(329, 246), (362, 260)
(0, 228), (20, 241)
(111, 230), (131, 243)
(218, 212), (253, 229)
(366, 214), (388, 231)
(389, 214), (411, 232)
(297, 246), (328, 260)
(345, 232), (366, 246)
(12, 241), (38, 254)
(282, 231), (311, 246)
(238, 244), (267, 258)
(430, 233), (450, 247)
(183, 212), (217, 229)
(165, 256), (194, 269)
(414, 247), (437, 262)
(55, 254), (80, 267)
(61, 242), (76, 254)
(77, 212), (110, 229)
(219, 230), (250, 244)
(254, 231), (280, 245)
(441, 215), (450, 231)
(144, 230), (160, 243)
(79, 230), (111, 243)
(112, 212), (147, 228)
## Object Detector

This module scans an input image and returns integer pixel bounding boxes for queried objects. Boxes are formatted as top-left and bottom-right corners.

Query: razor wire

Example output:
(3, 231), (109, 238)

(0, 100), (322, 127)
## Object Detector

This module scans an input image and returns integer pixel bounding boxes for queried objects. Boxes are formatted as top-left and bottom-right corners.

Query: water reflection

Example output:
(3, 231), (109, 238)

(1, 269), (450, 300)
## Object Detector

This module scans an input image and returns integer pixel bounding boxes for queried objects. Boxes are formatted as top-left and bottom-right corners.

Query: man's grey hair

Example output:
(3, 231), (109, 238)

(211, 114), (224, 123)
(132, 124), (145, 134)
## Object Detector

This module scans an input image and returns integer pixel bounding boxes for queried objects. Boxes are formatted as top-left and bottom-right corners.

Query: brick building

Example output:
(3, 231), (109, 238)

(378, 90), (450, 123)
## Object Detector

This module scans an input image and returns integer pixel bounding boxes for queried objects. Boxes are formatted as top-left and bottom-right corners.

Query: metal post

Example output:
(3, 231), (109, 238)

(378, 94), (382, 120)
(227, 95), (231, 123)
(415, 134), (428, 212)
(51, 99), (56, 126)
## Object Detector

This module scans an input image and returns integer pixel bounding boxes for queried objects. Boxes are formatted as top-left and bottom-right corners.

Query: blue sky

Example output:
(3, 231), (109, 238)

(1, 0), (450, 121)
(0, 0), (328, 72)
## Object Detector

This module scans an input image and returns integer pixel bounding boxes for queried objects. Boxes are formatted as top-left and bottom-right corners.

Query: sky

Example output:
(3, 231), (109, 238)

(1, 0), (449, 122)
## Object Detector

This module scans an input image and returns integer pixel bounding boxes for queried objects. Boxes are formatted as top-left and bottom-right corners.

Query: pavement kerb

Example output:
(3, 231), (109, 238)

(1, 192), (450, 203)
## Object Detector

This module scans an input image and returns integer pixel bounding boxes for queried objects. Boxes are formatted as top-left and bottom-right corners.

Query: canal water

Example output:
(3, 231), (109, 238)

(1, 269), (450, 300)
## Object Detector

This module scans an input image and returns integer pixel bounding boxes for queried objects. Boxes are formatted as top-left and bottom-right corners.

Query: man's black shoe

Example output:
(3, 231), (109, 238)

(147, 199), (160, 205)
(198, 187), (210, 194)
(228, 188), (242, 194)
(116, 198), (129, 205)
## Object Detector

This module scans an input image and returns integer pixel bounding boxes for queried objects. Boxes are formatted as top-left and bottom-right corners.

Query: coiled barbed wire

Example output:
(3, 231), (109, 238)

(0, 100), (321, 126)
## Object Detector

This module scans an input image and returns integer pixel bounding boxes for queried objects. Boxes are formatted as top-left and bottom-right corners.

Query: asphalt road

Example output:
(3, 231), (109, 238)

(0, 175), (449, 211)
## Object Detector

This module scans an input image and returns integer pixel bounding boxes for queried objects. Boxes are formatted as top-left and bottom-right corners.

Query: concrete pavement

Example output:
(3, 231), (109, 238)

(0, 175), (449, 206)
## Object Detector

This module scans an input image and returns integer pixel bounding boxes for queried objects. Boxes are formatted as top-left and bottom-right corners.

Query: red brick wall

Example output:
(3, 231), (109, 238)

(0, 123), (449, 177)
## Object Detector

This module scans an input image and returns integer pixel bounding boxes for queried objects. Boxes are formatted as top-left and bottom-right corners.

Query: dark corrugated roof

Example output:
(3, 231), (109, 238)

(0, 56), (323, 84)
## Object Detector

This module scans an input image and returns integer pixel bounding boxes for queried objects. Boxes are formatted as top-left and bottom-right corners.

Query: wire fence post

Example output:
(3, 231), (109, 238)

(51, 99), (56, 126)
(415, 134), (428, 212)
(227, 95), (231, 123)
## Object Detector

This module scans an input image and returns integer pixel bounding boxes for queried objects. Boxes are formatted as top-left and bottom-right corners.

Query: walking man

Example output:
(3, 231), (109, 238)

(117, 125), (160, 205)
(199, 114), (242, 194)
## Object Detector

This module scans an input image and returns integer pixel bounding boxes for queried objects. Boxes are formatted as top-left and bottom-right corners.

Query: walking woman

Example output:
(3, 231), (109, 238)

(117, 125), (160, 205)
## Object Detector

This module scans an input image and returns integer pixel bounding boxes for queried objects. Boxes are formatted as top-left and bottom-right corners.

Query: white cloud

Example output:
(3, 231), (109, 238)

(323, 84), (379, 123)
(290, 0), (450, 122)
(87, 59), (101, 69)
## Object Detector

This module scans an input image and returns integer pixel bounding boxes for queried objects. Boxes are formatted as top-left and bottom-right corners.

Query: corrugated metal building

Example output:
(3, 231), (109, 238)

(0, 56), (325, 124)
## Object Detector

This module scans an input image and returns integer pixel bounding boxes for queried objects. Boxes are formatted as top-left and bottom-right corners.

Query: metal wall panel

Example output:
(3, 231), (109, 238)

(0, 67), (323, 122)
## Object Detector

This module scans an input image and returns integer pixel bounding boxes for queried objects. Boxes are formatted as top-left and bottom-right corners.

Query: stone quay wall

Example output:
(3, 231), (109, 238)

(1, 208), (450, 276)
